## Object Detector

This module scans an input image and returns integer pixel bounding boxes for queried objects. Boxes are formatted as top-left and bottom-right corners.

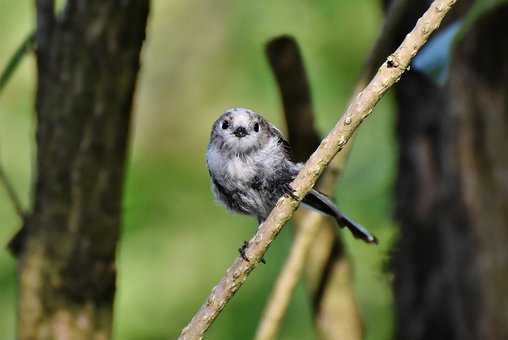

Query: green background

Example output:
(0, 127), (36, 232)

(0, 1), (397, 339)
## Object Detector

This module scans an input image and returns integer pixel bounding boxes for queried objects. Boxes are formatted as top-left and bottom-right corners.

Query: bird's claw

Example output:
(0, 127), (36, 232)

(239, 241), (250, 262)
(283, 183), (299, 200)
(238, 240), (266, 264)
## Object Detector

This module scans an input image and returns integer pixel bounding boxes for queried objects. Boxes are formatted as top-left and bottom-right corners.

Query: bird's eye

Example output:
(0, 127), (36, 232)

(253, 123), (260, 132)
(222, 121), (229, 130)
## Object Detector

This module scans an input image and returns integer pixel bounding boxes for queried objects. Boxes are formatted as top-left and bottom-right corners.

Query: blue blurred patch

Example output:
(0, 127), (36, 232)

(412, 21), (463, 85)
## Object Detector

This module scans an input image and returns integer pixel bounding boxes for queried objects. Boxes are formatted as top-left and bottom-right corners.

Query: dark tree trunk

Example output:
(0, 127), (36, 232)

(14, 1), (149, 338)
(451, 6), (508, 338)
(392, 70), (480, 340)
(391, 3), (508, 340)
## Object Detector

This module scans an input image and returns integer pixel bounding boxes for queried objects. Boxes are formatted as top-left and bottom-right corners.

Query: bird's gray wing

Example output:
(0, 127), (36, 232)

(209, 171), (251, 215)
(267, 124), (293, 159)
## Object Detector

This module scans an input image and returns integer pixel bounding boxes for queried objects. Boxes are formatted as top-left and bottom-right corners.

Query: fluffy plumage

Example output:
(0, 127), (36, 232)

(206, 107), (377, 244)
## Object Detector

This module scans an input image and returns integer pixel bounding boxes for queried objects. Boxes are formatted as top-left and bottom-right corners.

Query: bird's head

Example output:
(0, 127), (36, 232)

(210, 108), (273, 154)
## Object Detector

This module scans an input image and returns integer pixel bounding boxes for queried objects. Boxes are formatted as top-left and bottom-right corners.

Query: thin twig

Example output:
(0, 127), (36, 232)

(178, 1), (456, 338)
(0, 33), (35, 219)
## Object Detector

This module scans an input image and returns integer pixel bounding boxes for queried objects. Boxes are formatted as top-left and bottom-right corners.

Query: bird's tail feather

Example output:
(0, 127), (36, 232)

(302, 189), (378, 244)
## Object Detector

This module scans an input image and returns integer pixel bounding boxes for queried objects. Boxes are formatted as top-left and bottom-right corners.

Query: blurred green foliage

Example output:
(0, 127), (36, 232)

(0, 0), (396, 339)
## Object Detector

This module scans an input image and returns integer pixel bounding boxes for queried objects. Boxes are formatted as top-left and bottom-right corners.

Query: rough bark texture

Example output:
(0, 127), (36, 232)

(391, 3), (508, 340)
(452, 5), (508, 338)
(16, 1), (149, 339)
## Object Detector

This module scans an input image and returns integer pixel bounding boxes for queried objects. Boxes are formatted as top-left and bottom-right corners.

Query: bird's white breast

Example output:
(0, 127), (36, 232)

(207, 136), (286, 185)
(207, 146), (256, 182)
(227, 156), (256, 180)
(253, 137), (285, 169)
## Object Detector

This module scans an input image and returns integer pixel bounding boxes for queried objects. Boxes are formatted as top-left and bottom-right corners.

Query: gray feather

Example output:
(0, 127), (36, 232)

(206, 107), (378, 245)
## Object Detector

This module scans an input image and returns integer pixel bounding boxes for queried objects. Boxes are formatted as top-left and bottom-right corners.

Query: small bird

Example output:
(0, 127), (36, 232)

(206, 108), (377, 260)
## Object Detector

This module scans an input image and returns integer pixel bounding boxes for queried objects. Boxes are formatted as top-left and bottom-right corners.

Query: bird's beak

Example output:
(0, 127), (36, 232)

(233, 127), (248, 138)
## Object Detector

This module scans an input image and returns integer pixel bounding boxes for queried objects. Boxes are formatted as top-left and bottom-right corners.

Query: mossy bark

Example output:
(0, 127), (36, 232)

(16, 1), (149, 339)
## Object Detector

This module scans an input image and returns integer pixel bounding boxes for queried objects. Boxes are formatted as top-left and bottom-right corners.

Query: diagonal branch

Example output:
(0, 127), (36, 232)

(0, 32), (35, 95)
(0, 32), (36, 220)
(178, 1), (457, 338)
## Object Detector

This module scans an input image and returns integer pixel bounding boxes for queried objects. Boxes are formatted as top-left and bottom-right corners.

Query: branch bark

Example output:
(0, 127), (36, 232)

(15, 1), (149, 338)
(178, 1), (456, 338)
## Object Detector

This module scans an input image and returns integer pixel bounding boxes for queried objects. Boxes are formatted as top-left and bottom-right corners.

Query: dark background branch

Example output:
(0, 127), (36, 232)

(266, 36), (321, 162)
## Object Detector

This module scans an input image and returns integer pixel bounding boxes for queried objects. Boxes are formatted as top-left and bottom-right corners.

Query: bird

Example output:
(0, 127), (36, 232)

(206, 107), (378, 260)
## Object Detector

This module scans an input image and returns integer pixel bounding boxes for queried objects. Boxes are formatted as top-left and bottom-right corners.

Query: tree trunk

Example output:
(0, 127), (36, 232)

(15, 1), (149, 338)
(392, 69), (480, 340)
(391, 3), (508, 340)
(451, 5), (508, 338)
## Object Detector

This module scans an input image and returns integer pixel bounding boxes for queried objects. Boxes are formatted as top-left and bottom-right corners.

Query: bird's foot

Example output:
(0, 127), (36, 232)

(282, 183), (299, 201)
(238, 241), (250, 262)
(238, 240), (266, 264)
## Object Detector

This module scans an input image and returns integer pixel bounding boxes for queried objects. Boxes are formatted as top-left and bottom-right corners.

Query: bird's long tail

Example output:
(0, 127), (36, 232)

(302, 189), (378, 244)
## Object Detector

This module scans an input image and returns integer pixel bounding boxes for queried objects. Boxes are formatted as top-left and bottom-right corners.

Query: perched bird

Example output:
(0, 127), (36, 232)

(206, 108), (377, 259)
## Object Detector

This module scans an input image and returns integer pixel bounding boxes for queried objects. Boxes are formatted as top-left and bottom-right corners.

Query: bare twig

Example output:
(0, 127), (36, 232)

(0, 32), (35, 219)
(178, 1), (456, 338)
